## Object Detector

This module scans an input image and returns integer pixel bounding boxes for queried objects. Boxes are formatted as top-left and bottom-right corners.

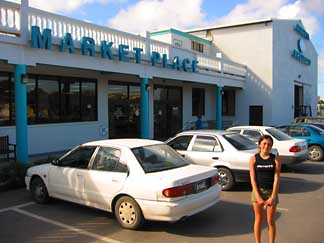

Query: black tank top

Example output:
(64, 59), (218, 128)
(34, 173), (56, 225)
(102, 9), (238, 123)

(254, 153), (276, 190)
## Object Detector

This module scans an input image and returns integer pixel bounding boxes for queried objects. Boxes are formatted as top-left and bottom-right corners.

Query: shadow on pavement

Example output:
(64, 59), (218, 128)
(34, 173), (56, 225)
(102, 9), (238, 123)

(143, 200), (281, 238)
(279, 176), (323, 194)
(283, 161), (324, 175)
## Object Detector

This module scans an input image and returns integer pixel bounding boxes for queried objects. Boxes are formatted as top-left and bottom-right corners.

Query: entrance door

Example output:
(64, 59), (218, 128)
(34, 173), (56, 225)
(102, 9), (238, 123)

(108, 82), (140, 138)
(249, 106), (263, 126)
(294, 85), (304, 117)
(154, 85), (182, 140)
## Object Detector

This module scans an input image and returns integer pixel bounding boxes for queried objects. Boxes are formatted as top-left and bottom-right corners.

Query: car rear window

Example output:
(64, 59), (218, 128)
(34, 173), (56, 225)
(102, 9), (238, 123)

(266, 128), (292, 141)
(223, 133), (257, 150)
(132, 144), (189, 173)
(310, 125), (324, 135)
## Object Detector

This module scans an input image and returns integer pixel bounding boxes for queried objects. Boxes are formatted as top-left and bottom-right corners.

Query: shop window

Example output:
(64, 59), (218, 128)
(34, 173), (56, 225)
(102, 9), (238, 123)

(1, 73), (97, 126)
(0, 73), (14, 126)
(191, 41), (204, 53)
(192, 88), (205, 116)
(222, 90), (235, 116)
(61, 79), (80, 122)
(81, 82), (97, 121)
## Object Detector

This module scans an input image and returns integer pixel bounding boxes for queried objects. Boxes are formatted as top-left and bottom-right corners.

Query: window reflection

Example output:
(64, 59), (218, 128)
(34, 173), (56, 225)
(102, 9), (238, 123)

(1, 72), (97, 126)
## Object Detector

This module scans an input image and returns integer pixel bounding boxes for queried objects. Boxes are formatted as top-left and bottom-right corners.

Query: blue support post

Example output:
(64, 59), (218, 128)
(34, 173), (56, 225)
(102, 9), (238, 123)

(216, 86), (223, 130)
(141, 78), (149, 139)
(14, 64), (28, 164)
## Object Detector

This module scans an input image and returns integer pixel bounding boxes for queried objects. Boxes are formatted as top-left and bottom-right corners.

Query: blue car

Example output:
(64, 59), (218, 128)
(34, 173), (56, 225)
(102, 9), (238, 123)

(276, 124), (324, 161)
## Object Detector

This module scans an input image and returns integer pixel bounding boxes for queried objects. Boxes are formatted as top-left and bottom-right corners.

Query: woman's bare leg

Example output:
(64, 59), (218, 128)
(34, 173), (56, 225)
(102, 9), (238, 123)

(253, 203), (264, 243)
(267, 204), (277, 243)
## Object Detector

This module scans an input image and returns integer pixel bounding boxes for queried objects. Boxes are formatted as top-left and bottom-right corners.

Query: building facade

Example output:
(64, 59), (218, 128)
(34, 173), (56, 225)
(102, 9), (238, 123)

(187, 19), (318, 125)
(0, 1), (318, 163)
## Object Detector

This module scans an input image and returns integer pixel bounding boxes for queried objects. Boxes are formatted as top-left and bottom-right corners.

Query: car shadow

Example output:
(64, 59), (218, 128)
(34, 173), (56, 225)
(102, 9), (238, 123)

(283, 161), (324, 175)
(279, 176), (323, 194)
(142, 200), (281, 238)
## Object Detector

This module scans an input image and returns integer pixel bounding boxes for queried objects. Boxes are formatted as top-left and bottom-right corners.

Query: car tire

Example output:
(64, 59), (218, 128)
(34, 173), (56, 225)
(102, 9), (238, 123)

(30, 177), (49, 204)
(115, 196), (144, 230)
(217, 167), (234, 191)
(308, 145), (323, 161)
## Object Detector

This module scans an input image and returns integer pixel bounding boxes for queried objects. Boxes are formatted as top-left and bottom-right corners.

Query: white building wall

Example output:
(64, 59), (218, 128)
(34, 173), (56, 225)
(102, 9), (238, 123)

(272, 20), (318, 124)
(208, 22), (273, 125)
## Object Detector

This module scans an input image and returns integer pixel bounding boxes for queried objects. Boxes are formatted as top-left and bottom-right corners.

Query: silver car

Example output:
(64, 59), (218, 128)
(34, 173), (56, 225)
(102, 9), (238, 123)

(166, 130), (259, 190)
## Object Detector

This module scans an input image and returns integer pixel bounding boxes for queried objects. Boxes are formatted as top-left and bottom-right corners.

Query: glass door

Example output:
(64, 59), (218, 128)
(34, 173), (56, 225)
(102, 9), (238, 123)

(108, 82), (140, 138)
(154, 85), (182, 140)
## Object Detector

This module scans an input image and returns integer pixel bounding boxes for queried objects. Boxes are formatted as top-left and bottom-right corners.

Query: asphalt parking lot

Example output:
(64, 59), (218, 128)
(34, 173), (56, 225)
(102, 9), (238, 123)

(0, 160), (323, 243)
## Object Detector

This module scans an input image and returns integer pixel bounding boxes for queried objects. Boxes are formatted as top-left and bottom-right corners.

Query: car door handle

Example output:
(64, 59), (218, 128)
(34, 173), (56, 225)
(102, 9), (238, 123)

(212, 157), (219, 160)
(181, 154), (185, 158)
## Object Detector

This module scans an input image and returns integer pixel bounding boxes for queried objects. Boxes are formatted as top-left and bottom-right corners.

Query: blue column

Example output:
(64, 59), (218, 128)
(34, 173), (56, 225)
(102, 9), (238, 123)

(216, 86), (223, 130)
(140, 78), (149, 139)
(14, 64), (28, 164)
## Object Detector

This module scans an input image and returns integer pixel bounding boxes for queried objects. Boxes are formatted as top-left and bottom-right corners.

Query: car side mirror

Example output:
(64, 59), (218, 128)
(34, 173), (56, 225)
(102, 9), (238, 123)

(51, 158), (60, 166)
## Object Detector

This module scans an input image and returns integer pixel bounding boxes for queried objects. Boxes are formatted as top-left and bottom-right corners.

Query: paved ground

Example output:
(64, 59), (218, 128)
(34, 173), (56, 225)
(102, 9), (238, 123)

(0, 160), (323, 243)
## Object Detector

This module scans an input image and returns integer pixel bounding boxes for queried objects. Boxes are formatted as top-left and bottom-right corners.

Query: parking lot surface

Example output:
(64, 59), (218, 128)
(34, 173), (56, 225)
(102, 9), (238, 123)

(1, 160), (323, 243)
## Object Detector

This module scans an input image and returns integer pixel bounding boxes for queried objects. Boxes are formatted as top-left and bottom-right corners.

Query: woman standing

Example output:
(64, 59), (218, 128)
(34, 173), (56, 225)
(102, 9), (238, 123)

(249, 135), (281, 243)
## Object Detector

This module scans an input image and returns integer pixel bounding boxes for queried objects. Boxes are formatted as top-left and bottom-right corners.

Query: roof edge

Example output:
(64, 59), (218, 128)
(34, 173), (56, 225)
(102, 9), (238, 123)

(186, 18), (274, 33)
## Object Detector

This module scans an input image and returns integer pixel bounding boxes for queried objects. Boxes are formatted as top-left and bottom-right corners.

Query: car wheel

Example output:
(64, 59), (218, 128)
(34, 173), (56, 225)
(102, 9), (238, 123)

(308, 145), (323, 161)
(217, 167), (234, 191)
(30, 177), (49, 204)
(115, 196), (144, 230)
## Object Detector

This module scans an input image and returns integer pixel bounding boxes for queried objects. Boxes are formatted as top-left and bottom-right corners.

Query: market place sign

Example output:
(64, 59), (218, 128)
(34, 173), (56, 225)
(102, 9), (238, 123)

(30, 26), (199, 73)
(291, 23), (311, 65)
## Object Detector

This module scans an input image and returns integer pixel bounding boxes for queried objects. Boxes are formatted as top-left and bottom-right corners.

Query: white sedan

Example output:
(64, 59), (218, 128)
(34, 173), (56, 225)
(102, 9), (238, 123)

(166, 130), (260, 190)
(227, 126), (309, 164)
(25, 139), (221, 230)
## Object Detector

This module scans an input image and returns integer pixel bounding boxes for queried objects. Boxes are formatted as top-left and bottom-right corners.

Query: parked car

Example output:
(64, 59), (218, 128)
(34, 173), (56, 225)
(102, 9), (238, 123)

(294, 123), (324, 131)
(226, 126), (309, 165)
(166, 130), (259, 191)
(293, 116), (324, 124)
(25, 139), (221, 230)
(276, 124), (324, 161)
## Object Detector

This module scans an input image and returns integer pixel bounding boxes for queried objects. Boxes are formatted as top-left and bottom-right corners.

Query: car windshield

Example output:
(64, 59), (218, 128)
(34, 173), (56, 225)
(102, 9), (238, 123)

(266, 128), (292, 141)
(132, 144), (189, 173)
(223, 133), (257, 150)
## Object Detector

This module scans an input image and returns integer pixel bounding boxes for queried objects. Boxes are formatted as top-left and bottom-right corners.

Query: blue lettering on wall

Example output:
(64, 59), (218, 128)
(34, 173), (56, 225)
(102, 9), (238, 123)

(118, 44), (129, 62)
(30, 25), (199, 73)
(60, 33), (75, 53)
(81, 37), (96, 57)
(101, 41), (114, 59)
(151, 52), (161, 66)
(31, 26), (52, 50)
(133, 47), (143, 64)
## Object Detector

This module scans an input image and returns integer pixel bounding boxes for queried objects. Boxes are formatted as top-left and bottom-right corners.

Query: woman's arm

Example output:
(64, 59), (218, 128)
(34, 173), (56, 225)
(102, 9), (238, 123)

(272, 155), (281, 198)
(249, 155), (264, 205)
(266, 155), (281, 206)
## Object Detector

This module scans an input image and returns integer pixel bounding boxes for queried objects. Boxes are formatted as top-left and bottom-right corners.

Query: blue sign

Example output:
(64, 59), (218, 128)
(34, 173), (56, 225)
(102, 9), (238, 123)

(30, 26), (199, 73)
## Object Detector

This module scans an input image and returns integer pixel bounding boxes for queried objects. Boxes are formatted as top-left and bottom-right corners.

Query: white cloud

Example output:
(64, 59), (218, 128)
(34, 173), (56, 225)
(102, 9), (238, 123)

(211, 0), (321, 37)
(108, 0), (205, 34)
(29, 0), (123, 13)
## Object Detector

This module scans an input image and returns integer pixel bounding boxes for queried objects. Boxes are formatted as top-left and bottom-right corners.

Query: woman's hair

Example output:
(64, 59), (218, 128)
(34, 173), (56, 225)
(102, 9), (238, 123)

(258, 134), (273, 146)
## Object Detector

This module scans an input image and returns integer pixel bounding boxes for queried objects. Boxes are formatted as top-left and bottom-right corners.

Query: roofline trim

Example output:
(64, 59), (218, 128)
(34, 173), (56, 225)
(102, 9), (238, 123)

(150, 28), (212, 45)
(186, 18), (274, 33)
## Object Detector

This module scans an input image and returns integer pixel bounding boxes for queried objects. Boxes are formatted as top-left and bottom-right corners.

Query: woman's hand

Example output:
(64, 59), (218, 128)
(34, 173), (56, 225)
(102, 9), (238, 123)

(256, 194), (265, 205)
(265, 196), (275, 206)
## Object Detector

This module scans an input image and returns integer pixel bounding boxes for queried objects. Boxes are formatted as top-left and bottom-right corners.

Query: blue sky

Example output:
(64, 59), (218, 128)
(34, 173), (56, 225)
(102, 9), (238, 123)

(26, 0), (324, 98)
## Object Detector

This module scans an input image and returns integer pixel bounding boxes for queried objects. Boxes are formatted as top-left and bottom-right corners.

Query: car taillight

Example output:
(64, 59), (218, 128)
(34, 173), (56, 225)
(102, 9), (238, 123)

(289, 146), (301, 152)
(211, 175), (220, 186)
(162, 184), (193, 198)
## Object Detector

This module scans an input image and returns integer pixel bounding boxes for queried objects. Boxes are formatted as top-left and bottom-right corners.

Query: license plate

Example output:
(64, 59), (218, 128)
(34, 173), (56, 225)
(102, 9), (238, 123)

(195, 180), (207, 192)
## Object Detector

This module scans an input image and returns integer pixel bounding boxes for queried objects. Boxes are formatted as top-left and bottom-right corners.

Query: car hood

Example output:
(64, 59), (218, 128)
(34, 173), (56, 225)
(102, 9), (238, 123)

(26, 163), (51, 176)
